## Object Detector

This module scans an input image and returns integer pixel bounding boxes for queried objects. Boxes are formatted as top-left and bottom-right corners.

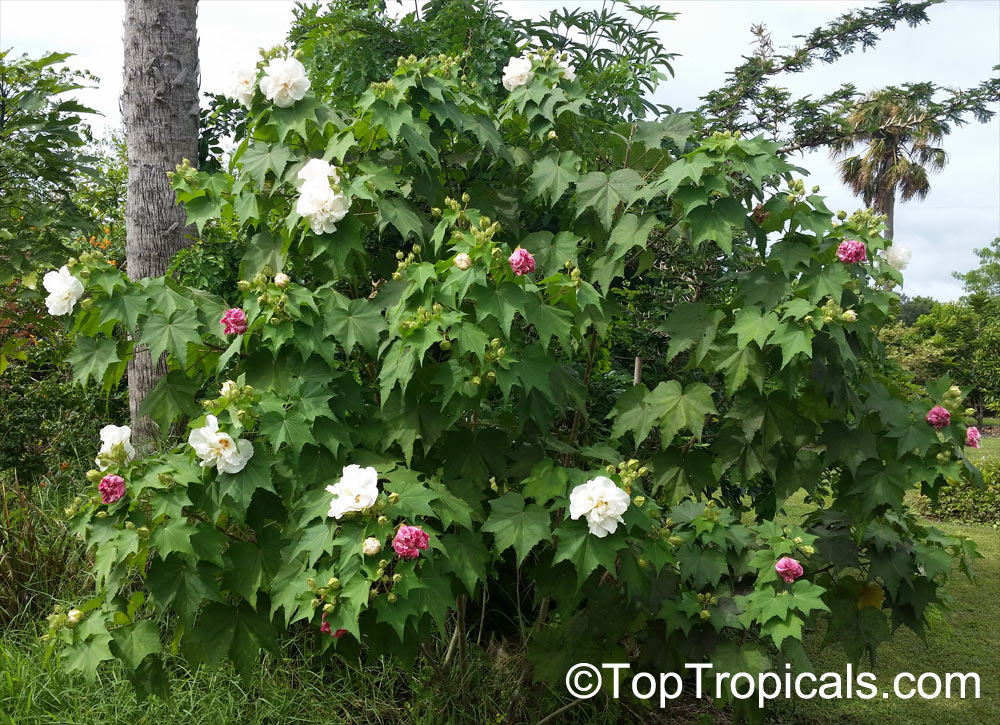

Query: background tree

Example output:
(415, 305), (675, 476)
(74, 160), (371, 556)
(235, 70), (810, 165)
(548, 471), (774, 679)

(830, 86), (949, 239)
(122, 0), (201, 445)
(899, 293), (935, 326)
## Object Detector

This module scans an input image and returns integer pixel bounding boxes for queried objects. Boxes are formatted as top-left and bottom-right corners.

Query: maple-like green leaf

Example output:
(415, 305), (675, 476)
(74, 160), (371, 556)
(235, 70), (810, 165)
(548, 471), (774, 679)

(240, 142), (294, 188)
(686, 197), (747, 254)
(325, 295), (386, 356)
(471, 283), (526, 336)
(67, 335), (120, 387)
(139, 310), (203, 368)
(182, 601), (278, 684)
(138, 370), (201, 433)
(109, 620), (162, 672)
(150, 517), (197, 559)
(768, 321), (814, 368)
(553, 520), (622, 588)
(676, 545), (728, 588)
(574, 168), (644, 230)
(482, 492), (550, 564)
(659, 301), (724, 364)
(146, 555), (223, 627)
(527, 150), (581, 205)
(378, 196), (425, 241)
(520, 230), (580, 277)
(440, 530), (489, 594)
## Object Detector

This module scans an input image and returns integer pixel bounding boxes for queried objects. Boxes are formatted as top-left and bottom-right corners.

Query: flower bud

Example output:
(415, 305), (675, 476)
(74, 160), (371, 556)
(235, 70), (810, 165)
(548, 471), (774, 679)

(378, 559), (388, 569)
(261, 265), (273, 277)
(439, 339), (451, 351)
(637, 557), (648, 568)
(66, 609), (84, 627)
(311, 598), (322, 609)
(699, 609), (711, 621)
(125, 521), (136, 530)
(801, 545), (815, 556)
(633, 496), (646, 507)
(237, 280), (251, 292)
(274, 272), (290, 288)
(136, 526), (149, 538)
(392, 573), (402, 583)
(86, 469), (102, 483)
(363, 537), (382, 556)
(323, 603), (335, 614)
(95, 511), (108, 519)
(387, 592), (397, 603)
(547, 130), (558, 141)
(80, 298), (93, 310)
(377, 515), (389, 526)
(461, 192), (470, 204)
(412, 244), (421, 254)
(841, 310), (857, 323)
(328, 577), (340, 590)
(388, 492), (400, 505)
(306, 577), (317, 589)
(454, 253), (472, 271)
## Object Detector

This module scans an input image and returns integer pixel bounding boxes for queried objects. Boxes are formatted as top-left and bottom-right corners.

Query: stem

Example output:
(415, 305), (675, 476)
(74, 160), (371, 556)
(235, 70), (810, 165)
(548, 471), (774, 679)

(537, 698), (583, 725)
(563, 330), (599, 466)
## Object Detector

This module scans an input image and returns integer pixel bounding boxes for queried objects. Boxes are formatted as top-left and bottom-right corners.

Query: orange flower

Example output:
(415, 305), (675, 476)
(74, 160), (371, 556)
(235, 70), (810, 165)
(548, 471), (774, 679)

(108, 260), (117, 266)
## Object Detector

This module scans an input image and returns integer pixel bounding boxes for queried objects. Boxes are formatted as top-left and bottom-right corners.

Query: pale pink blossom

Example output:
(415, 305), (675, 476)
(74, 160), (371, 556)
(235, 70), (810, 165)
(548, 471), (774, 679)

(925, 405), (951, 430)
(454, 253), (472, 271)
(392, 525), (429, 560)
(221, 308), (248, 335)
(775, 556), (804, 583)
(509, 247), (535, 276)
(98, 474), (126, 504)
(837, 240), (867, 263)
(966, 426), (981, 448)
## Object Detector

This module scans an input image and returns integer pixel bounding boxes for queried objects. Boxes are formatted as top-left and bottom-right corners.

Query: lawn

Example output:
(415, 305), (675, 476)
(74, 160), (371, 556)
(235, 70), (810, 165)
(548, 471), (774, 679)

(774, 492), (999, 725)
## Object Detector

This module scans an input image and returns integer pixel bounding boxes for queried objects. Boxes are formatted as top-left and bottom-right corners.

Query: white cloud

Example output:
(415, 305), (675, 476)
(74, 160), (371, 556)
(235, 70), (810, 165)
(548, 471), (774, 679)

(2, 0), (996, 300)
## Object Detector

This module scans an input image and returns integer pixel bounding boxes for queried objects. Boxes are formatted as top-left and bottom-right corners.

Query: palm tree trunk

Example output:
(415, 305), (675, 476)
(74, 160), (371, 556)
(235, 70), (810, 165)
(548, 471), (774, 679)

(122, 0), (200, 446)
(883, 192), (895, 241)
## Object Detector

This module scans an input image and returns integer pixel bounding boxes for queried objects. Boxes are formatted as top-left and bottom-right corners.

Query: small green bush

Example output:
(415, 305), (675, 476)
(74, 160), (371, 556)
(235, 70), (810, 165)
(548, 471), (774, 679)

(920, 455), (1000, 526)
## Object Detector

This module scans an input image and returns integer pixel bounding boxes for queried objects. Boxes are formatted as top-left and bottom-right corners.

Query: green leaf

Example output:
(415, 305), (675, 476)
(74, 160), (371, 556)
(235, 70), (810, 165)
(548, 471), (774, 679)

(150, 518), (197, 558)
(259, 409), (316, 454)
(139, 311), (203, 368)
(109, 620), (162, 671)
(240, 142), (294, 188)
(146, 554), (223, 627)
(183, 601), (278, 684)
(223, 541), (270, 609)
(729, 307), (779, 349)
(676, 545), (727, 588)
(574, 169), (644, 230)
(609, 384), (659, 446)
(482, 492), (550, 564)
(606, 213), (657, 262)
(67, 336), (121, 387)
(527, 150), (581, 205)
(63, 615), (114, 681)
(553, 520), (622, 588)
(378, 196), (425, 241)
(769, 322), (814, 368)
(217, 450), (277, 517)
(645, 381), (716, 445)
(521, 458), (569, 504)
(325, 295), (386, 356)
(520, 230), (580, 277)
(471, 283), (526, 336)
(139, 370), (201, 433)
(659, 301), (724, 364)
(441, 531), (489, 594)
(686, 197), (746, 254)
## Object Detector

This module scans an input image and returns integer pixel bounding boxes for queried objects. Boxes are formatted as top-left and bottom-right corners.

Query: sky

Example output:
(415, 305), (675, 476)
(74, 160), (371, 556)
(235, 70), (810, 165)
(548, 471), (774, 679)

(2, 0), (997, 300)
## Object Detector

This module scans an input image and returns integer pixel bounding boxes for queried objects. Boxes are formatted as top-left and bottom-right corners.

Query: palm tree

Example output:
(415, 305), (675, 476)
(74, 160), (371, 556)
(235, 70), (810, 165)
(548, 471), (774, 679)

(831, 87), (949, 240)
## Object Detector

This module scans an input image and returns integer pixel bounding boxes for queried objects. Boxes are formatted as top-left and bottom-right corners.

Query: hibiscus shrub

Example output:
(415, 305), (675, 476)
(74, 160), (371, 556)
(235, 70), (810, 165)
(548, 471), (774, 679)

(48, 47), (984, 710)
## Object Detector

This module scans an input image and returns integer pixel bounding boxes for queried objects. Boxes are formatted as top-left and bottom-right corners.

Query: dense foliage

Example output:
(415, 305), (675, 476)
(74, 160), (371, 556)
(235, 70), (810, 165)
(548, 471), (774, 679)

(918, 455), (1000, 526)
(35, 31), (985, 716)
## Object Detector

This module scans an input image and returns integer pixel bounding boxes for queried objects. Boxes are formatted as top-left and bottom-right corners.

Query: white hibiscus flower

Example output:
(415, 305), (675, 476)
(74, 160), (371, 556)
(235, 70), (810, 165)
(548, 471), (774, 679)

(95, 424), (136, 471)
(502, 55), (533, 91)
(326, 464), (380, 519)
(568, 476), (630, 538)
(297, 158), (339, 186)
(295, 180), (350, 235)
(229, 65), (257, 108)
(43, 266), (84, 316)
(259, 57), (310, 108)
(885, 244), (912, 271)
(188, 415), (254, 474)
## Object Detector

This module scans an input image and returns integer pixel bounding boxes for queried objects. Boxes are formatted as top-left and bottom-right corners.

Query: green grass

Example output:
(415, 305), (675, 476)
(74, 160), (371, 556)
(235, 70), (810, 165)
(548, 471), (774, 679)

(774, 492), (999, 725)
(967, 434), (1000, 461)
